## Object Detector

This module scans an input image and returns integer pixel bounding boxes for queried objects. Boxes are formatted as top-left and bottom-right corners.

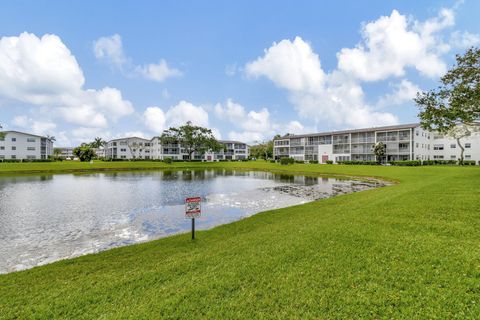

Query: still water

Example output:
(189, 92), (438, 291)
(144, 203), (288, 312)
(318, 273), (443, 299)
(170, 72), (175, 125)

(0, 169), (377, 273)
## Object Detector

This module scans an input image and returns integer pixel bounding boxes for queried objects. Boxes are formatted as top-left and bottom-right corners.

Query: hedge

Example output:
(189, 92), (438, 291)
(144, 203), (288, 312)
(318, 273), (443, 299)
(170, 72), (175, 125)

(338, 161), (378, 165)
(280, 157), (295, 165)
(389, 160), (421, 166)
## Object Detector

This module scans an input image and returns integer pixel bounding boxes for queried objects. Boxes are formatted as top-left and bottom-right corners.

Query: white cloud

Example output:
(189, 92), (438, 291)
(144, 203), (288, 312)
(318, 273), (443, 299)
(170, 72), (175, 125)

(245, 37), (398, 128)
(123, 131), (149, 139)
(450, 31), (480, 48)
(93, 34), (126, 68)
(228, 131), (265, 143)
(143, 101), (209, 135)
(246, 37), (325, 92)
(165, 100), (209, 128)
(0, 32), (134, 129)
(337, 9), (454, 81)
(215, 99), (311, 143)
(143, 106), (166, 134)
(93, 34), (182, 83)
(225, 63), (239, 76)
(215, 99), (273, 143)
(135, 59), (182, 82)
(284, 121), (305, 134)
(377, 79), (421, 108)
(12, 116), (56, 136)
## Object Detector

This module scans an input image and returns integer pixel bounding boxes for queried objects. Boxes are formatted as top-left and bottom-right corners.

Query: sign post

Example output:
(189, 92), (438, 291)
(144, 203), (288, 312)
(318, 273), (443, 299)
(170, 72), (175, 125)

(185, 197), (201, 240)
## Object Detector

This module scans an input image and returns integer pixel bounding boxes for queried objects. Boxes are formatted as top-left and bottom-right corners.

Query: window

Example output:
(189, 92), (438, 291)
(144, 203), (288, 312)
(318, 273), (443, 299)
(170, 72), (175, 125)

(433, 155), (444, 159)
(27, 147), (36, 151)
(451, 155), (456, 160)
(11, 146), (16, 150)
(27, 138), (36, 142)
(0, 155), (4, 159)
(465, 143), (471, 148)
(433, 144), (444, 150)
(120, 155), (126, 159)
(27, 155), (36, 159)
(0, 146), (4, 150)
(11, 137), (16, 142)
(450, 144), (456, 148)
(120, 148), (127, 152)
(416, 143), (419, 148)
(416, 130), (419, 136)
(465, 155), (471, 159)
(11, 155), (16, 159)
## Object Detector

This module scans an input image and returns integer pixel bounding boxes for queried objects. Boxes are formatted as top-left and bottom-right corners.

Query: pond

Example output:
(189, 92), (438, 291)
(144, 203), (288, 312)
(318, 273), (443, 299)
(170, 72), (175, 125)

(0, 169), (384, 274)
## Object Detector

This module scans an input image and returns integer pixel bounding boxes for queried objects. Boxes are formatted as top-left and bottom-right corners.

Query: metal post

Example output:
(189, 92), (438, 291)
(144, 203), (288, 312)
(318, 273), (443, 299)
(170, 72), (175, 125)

(192, 218), (195, 240)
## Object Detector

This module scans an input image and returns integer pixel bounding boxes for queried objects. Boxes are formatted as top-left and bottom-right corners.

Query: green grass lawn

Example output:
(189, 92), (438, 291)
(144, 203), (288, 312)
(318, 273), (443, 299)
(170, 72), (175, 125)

(1, 162), (480, 319)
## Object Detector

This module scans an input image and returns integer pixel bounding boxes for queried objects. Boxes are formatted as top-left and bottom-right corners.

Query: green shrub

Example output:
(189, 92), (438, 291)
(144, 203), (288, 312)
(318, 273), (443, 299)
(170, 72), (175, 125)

(463, 160), (476, 165)
(325, 160), (333, 164)
(309, 160), (319, 164)
(163, 157), (173, 164)
(338, 161), (378, 165)
(270, 160), (276, 163)
(389, 160), (421, 166)
(280, 157), (295, 165)
(294, 160), (305, 164)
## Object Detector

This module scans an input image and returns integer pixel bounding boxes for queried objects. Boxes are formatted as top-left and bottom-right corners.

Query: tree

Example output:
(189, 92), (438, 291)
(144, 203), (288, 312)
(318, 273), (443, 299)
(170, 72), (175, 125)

(250, 135), (281, 160)
(0, 123), (4, 140)
(73, 144), (96, 162)
(53, 148), (63, 160)
(372, 142), (386, 164)
(46, 135), (56, 142)
(415, 47), (480, 164)
(445, 124), (480, 164)
(160, 121), (222, 160)
(90, 137), (106, 149)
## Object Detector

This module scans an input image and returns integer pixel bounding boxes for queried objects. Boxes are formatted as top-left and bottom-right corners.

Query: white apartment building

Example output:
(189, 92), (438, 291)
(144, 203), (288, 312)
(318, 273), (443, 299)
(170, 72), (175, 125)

(0, 131), (54, 160)
(105, 137), (249, 161)
(105, 137), (151, 160)
(273, 123), (480, 164)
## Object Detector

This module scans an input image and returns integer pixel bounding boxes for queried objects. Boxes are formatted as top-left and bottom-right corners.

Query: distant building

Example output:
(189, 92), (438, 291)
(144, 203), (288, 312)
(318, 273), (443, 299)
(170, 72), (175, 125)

(273, 123), (480, 163)
(94, 147), (105, 159)
(105, 136), (249, 160)
(105, 137), (151, 160)
(58, 147), (75, 159)
(0, 131), (54, 160)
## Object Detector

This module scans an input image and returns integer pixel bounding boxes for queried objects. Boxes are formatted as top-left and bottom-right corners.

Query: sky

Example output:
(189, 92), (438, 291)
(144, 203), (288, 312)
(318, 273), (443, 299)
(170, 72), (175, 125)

(0, 0), (479, 146)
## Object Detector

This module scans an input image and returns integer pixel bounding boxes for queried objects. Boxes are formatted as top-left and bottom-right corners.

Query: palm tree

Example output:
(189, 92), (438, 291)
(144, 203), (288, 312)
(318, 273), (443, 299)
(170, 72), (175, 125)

(90, 137), (106, 149)
(46, 135), (56, 142)
(0, 123), (4, 139)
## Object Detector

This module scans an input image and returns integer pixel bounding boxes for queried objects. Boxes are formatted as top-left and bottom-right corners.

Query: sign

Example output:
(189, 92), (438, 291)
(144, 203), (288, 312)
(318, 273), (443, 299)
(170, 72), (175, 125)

(185, 197), (201, 219)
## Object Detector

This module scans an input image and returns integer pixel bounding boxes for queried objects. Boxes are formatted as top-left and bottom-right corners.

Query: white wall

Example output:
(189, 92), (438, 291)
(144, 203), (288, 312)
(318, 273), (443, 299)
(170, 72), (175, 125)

(0, 131), (53, 160)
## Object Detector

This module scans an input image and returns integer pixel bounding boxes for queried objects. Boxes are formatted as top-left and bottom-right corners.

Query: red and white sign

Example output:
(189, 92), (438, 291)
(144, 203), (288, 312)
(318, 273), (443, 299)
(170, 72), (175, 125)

(185, 197), (201, 219)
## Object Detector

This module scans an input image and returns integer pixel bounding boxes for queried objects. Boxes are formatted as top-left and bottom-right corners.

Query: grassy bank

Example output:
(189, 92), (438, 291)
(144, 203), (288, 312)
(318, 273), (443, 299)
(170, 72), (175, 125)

(1, 162), (479, 319)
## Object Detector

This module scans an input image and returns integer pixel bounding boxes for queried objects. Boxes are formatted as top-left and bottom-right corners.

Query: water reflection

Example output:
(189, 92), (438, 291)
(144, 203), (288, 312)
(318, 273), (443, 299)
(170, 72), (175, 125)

(0, 170), (379, 273)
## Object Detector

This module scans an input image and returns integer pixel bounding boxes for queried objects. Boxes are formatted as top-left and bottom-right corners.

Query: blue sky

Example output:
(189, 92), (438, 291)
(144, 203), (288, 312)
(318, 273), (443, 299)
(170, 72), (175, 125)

(0, 0), (479, 146)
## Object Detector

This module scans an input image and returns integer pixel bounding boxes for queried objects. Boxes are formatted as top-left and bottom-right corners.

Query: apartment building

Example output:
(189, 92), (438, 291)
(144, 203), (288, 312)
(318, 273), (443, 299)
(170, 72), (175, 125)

(58, 147), (74, 159)
(105, 137), (249, 160)
(273, 123), (480, 163)
(0, 131), (54, 160)
(105, 137), (151, 160)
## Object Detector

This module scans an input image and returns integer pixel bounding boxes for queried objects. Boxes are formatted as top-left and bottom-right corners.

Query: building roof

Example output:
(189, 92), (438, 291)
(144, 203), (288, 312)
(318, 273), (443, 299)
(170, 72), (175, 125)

(275, 123), (420, 140)
(218, 140), (247, 144)
(0, 130), (54, 141)
(107, 136), (150, 142)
